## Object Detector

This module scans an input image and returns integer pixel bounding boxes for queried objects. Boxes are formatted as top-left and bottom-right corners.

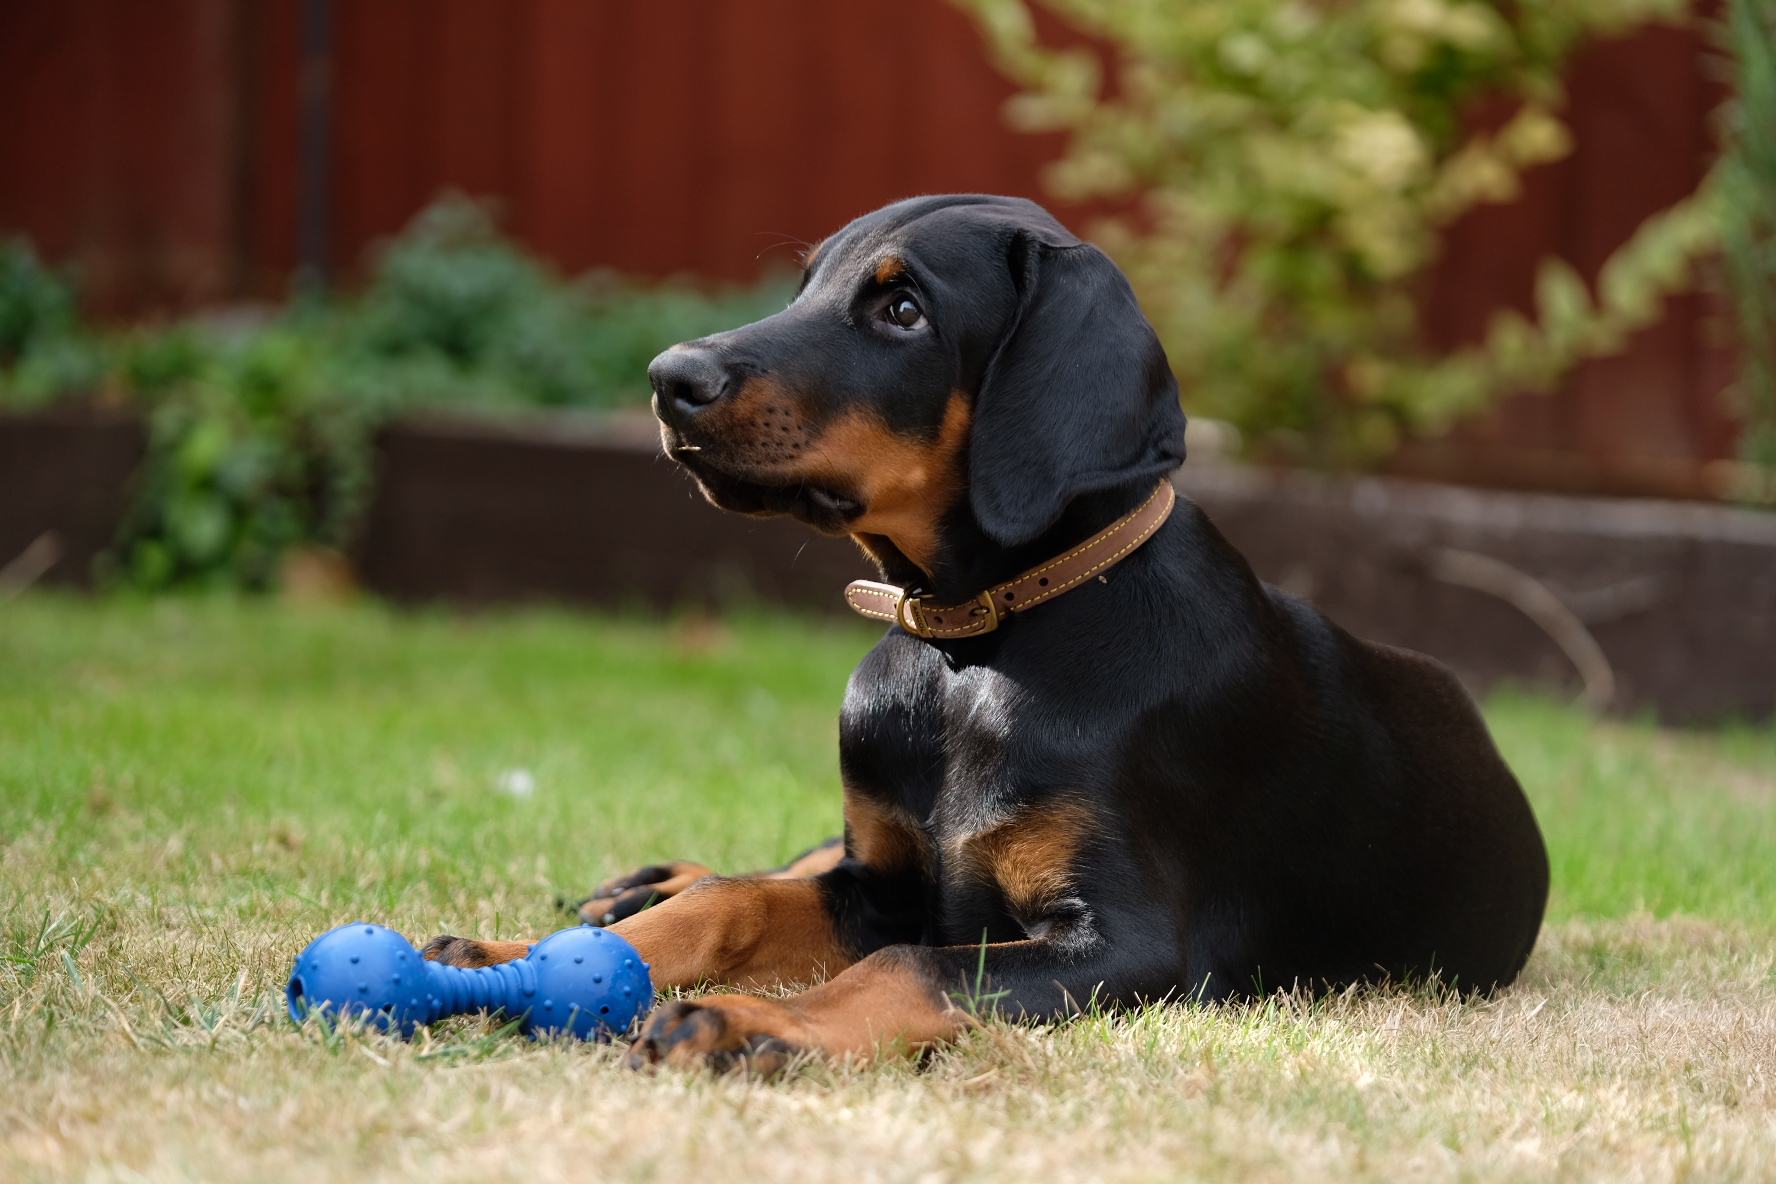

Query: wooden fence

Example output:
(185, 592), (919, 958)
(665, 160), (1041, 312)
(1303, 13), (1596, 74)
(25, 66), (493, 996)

(0, 0), (1742, 497)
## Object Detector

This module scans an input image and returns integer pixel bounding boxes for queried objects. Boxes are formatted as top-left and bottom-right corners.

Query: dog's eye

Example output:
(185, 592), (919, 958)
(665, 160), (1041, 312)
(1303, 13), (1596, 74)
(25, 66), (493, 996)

(885, 296), (926, 330)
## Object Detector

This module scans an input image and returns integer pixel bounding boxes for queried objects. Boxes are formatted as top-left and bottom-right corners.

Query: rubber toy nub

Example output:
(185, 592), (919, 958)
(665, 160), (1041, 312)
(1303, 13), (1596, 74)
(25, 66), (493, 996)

(285, 923), (653, 1040)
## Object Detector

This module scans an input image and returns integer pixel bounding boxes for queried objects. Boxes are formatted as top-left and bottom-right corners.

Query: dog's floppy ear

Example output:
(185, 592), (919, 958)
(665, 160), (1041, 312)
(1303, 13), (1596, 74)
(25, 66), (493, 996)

(969, 232), (1187, 546)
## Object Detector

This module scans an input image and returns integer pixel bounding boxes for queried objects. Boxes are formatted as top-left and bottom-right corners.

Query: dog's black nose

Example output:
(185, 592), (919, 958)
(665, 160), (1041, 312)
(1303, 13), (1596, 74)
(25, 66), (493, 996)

(649, 347), (730, 420)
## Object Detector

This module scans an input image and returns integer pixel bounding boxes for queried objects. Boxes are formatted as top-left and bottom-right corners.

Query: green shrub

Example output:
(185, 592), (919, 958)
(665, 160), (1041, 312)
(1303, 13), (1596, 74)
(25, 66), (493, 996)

(956, 0), (1717, 465)
(320, 194), (794, 410)
(0, 238), (76, 360)
(0, 239), (105, 407)
(106, 326), (371, 590)
(1719, 0), (1776, 477)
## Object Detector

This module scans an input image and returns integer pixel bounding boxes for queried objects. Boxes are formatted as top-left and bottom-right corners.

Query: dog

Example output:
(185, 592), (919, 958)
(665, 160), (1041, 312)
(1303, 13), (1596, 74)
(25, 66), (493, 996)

(423, 194), (1549, 1073)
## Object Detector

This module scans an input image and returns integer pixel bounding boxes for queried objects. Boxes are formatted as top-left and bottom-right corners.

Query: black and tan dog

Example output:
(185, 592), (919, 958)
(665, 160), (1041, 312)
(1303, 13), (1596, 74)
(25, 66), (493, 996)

(423, 194), (1549, 1072)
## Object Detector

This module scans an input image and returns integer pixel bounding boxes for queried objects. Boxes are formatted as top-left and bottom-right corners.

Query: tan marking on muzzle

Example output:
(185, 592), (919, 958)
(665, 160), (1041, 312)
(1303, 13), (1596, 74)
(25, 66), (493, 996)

(692, 381), (970, 574)
(799, 394), (970, 574)
(700, 376), (812, 465)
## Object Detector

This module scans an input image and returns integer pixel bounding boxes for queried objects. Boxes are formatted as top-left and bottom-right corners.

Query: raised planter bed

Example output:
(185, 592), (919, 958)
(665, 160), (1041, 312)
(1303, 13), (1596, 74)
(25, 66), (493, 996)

(354, 411), (871, 611)
(5, 404), (1772, 722)
(1178, 466), (1776, 723)
(0, 404), (146, 589)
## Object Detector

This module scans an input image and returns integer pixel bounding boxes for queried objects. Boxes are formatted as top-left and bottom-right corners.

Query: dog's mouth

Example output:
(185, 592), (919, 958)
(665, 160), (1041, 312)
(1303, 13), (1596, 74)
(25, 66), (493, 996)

(664, 438), (864, 534)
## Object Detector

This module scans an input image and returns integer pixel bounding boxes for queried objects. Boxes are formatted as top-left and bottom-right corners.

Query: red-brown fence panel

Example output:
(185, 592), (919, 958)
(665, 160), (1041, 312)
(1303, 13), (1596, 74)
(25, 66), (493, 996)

(0, 0), (1745, 495)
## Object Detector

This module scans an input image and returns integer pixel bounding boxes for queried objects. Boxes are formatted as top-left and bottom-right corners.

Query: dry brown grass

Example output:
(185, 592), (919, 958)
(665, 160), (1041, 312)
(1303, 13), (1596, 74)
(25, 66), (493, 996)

(3, 902), (1773, 1183)
(4, 598), (1774, 1182)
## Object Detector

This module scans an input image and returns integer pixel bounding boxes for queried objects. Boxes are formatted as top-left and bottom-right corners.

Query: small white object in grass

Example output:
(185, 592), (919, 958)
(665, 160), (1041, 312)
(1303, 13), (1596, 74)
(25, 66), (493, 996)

(498, 768), (536, 799)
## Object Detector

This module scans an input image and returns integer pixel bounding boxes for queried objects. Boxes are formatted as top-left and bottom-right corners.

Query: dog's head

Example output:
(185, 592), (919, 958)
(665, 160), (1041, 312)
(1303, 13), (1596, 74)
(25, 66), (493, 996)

(648, 195), (1185, 578)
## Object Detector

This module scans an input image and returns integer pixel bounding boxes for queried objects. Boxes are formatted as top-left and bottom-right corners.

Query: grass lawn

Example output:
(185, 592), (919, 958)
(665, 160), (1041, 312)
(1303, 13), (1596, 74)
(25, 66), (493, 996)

(2, 593), (1774, 1183)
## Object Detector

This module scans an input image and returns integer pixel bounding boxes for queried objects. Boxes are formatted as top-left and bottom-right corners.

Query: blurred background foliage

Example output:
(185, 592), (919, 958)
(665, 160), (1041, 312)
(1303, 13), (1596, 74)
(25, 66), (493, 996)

(1719, 0), (1776, 477)
(956, 0), (1739, 467)
(0, 196), (793, 590)
(4, 0), (1776, 592)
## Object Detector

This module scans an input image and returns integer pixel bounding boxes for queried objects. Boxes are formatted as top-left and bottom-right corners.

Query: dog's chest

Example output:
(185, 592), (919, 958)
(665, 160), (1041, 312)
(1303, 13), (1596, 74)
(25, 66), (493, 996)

(842, 635), (1113, 899)
(842, 640), (1024, 813)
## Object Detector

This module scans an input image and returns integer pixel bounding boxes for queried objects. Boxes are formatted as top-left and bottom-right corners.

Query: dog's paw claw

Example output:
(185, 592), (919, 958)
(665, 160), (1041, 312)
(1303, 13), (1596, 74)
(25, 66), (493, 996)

(624, 999), (802, 1076)
(573, 861), (712, 926)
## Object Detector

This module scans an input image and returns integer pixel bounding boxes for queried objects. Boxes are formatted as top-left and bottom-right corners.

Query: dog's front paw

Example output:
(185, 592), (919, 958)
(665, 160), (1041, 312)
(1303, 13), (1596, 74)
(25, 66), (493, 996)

(624, 997), (805, 1075)
(573, 860), (714, 926)
(419, 935), (532, 968)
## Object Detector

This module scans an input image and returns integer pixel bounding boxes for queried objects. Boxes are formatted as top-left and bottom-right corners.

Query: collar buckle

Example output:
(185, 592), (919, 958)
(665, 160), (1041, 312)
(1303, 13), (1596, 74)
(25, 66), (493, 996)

(848, 480), (1176, 641)
(897, 590), (1000, 638)
(895, 593), (930, 638)
(969, 589), (1002, 635)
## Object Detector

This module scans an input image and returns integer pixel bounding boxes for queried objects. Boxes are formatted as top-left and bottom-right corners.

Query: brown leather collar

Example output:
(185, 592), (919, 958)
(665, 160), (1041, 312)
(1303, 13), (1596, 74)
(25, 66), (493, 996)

(844, 480), (1176, 639)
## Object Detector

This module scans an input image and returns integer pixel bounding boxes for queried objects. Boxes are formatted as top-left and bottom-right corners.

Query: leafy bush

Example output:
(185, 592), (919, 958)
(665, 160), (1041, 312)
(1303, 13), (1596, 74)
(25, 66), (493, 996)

(0, 238), (76, 361)
(101, 326), (372, 590)
(1719, 0), (1776, 478)
(306, 195), (793, 412)
(0, 239), (106, 407)
(957, 0), (1717, 465)
(0, 195), (793, 590)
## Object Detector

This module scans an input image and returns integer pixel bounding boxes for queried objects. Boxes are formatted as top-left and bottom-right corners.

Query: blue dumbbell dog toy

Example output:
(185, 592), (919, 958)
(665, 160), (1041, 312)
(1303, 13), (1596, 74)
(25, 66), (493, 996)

(286, 922), (653, 1040)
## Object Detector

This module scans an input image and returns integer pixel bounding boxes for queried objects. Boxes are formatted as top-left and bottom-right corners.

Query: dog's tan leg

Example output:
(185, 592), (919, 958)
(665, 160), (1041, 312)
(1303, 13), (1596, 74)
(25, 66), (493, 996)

(759, 837), (845, 879)
(576, 860), (717, 926)
(423, 835), (857, 971)
(574, 837), (844, 925)
(608, 874), (855, 990)
(625, 944), (967, 1073)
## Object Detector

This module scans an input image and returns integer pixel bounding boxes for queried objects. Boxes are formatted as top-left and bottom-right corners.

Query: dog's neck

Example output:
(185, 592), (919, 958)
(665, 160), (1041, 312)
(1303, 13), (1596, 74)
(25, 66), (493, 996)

(854, 479), (1159, 608)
